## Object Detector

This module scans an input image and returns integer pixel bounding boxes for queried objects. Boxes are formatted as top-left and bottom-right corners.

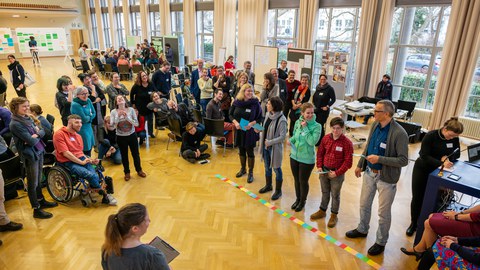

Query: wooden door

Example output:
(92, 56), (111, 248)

(70, 29), (83, 57)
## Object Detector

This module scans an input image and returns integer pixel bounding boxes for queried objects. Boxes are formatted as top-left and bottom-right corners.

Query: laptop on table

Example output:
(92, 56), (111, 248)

(467, 142), (480, 167)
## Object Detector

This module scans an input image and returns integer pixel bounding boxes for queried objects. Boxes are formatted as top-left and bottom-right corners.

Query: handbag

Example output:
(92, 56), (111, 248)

(16, 66), (36, 87)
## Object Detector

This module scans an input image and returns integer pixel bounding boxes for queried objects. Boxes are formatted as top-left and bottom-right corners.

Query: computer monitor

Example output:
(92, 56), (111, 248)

(467, 142), (480, 163)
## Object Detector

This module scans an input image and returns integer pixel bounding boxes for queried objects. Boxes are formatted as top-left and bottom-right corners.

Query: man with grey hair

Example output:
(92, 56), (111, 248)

(345, 99), (408, 256)
(269, 67), (287, 104)
(235, 61), (255, 85)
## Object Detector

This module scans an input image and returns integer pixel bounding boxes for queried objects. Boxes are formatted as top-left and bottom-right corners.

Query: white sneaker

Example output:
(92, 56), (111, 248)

(106, 194), (117, 206)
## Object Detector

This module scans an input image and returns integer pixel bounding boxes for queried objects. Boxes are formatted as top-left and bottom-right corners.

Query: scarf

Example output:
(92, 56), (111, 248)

(12, 114), (33, 126)
(7, 61), (19, 71)
(316, 82), (330, 92)
(73, 97), (88, 105)
(294, 85), (309, 103)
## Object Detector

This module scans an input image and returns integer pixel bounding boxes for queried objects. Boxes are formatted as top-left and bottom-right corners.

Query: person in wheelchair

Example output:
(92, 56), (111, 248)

(53, 114), (117, 206)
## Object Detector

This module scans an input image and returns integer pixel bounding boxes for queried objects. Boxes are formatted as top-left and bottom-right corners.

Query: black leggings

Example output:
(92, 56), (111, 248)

(410, 160), (432, 227)
(117, 133), (142, 174)
(290, 158), (315, 202)
(239, 146), (255, 157)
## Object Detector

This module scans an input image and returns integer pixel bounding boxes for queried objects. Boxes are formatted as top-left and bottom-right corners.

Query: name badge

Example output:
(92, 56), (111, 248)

(166, 79), (169, 82)
(380, 142), (387, 149)
(281, 89), (285, 92)
(446, 143), (453, 148)
(70, 137), (76, 141)
(245, 108), (251, 113)
(148, 91), (152, 95)
(320, 93), (324, 96)
(335, 146), (343, 151)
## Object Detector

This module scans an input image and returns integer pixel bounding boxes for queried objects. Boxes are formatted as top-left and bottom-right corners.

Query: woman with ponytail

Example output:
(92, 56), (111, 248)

(405, 117), (464, 237)
(101, 203), (170, 270)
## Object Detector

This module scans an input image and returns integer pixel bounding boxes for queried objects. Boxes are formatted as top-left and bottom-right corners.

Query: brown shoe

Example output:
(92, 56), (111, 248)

(328, 213), (338, 228)
(124, 173), (131, 181)
(310, 209), (326, 220)
(137, 171), (147, 178)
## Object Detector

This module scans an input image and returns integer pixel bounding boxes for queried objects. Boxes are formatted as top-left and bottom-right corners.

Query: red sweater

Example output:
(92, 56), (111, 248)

(135, 115), (145, 133)
(285, 79), (301, 101)
(316, 133), (354, 176)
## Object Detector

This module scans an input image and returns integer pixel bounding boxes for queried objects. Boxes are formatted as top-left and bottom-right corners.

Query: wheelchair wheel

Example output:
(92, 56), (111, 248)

(46, 166), (73, 202)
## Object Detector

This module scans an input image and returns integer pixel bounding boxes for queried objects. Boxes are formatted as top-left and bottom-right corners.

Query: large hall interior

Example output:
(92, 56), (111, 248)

(0, 0), (480, 269)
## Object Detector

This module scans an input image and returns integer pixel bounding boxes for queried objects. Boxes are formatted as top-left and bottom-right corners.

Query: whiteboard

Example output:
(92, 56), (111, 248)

(217, 47), (226, 66)
(253, 45), (278, 86)
(15, 28), (67, 53)
(126, 35), (142, 50)
(0, 28), (15, 54)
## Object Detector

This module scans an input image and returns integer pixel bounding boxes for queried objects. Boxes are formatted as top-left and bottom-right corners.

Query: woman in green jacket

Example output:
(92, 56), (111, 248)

(289, 103), (321, 212)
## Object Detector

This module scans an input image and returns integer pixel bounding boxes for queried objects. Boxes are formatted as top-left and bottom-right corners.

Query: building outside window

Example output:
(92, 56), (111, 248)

(149, 12), (161, 38)
(100, 0), (112, 48)
(196, 10), (214, 62)
(313, 7), (360, 95)
(113, 0), (126, 47)
(386, 6), (450, 109)
(465, 55), (480, 118)
(267, 9), (298, 65)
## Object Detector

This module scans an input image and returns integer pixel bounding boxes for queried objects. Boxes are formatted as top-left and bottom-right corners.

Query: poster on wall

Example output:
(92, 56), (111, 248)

(0, 28), (15, 54)
(321, 51), (349, 84)
(15, 28), (67, 53)
(286, 48), (314, 86)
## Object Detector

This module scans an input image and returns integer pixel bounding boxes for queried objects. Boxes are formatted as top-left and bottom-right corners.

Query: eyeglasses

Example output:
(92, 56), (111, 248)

(78, 92), (88, 96)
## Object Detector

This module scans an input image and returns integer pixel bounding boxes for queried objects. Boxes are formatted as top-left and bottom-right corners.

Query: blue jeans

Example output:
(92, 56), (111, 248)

(263, 148), (282, 181)
(200, 98), (211, 115)
(98, 140), (122, 164)
(137, 131), (146, 144)
(357, 167), (397, 246)
(24, 154), (45, 209)
(62, 156), (101, 189)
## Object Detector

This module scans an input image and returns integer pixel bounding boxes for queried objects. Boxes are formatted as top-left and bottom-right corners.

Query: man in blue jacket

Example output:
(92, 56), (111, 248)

(190, 59), (211, 105)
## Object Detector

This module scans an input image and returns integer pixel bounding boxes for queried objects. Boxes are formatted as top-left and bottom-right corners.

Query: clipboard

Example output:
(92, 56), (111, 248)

(149, 236), (180, 263)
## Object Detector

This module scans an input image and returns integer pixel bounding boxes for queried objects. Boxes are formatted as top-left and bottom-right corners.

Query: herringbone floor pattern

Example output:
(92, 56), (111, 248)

(0, 57), (447, 270)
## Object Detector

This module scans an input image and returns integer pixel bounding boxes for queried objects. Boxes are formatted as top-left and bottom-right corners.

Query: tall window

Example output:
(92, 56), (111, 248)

(386, 6), (451, 109)
(196, 11), (214, 61)
(114, 0), (126, 46)
(313, 7), (361, 95)
(88, 0), (100, 49)
(100, 0), (112, 48)
(465, 55), (480, 118)
(149, 0), (160, 38)
(267, 9), (298, 65)
(129, 0), (142, 36)
(171, 11), (184, 66)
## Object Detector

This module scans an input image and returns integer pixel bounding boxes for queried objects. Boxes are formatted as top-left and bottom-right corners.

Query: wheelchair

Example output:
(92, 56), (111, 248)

(46, 162), (113, 207)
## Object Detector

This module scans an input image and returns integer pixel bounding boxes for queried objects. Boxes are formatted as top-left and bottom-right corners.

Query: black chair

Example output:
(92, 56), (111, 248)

(46, 114), (55, 126)
(132, 65), (144, 75)
(397, 100), (417, 121)
(166, 117), (182, 151)
(0, 155), (25, 187)
(204, 118), (229, 156)
(192, 109), (204, 124)
(118, 65), (131, 80)
(104, 63), (113, 79)
(397, 121), (422, 143)
(70, 59), (83, 74)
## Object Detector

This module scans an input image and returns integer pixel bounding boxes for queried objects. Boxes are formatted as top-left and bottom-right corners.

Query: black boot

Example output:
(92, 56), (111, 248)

(104, 176), (114, 194)
(295, 201), (306, 212)
(259, 175), (272, 193)
(247, 157), (255, 183)
(33, 208), (53, 219)
(39, 199), (58, 209)
(271, 179), (283, 200)
(236, 155), (247, 177)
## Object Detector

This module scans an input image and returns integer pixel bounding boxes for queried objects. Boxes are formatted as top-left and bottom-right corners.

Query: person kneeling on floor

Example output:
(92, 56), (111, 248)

(53, 114), (117, 205)
(181, 122), (210, 164)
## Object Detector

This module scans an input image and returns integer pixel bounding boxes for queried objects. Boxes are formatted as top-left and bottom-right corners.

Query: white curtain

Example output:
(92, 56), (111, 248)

(159, 0), (171, 36)
(365, 0), (395, 98)
(213, 0), (236, 65)
(139, 0), (148, 39)
(297, 0), (319, 49)
(237, 0), (268, 66)
(352, 0), (378, 99)
(428, 0), (480, 129)
(183, 0), (197, 63)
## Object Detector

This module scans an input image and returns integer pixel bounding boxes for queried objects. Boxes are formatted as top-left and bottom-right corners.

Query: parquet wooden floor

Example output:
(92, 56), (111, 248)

(0, 57), (461, 269)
